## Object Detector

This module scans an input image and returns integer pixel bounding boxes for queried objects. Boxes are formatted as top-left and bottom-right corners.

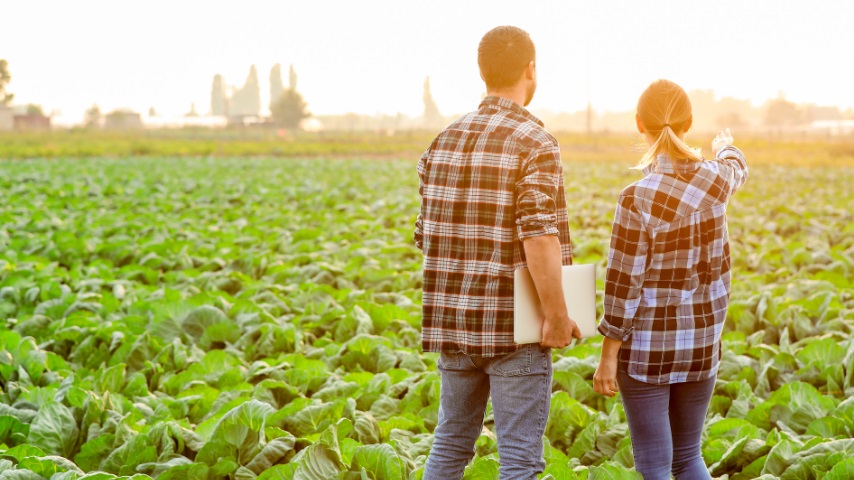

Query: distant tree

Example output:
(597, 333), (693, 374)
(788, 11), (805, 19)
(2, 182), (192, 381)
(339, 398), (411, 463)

(269, 64), (285, 111)
(423, 76), (441, 128)
(288, 64), (298, 91)
(85, 104), (101, 127)
(271, 89), (310, 129)
(231, 65), (261, 117)
(765, 94), (801, 135)
(0, 59), (13, 105)
(185, 103), (199, 117)
(211, 74), (227, 117)
(148, 106), (157, 117)
(26, 104), (44, 116)
(716, 111), (746, 130)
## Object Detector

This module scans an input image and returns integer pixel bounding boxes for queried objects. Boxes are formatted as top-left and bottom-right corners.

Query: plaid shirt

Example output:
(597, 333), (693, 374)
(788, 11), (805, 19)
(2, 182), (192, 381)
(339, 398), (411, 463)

(415, 96), (573, 357)
(599, 146), (748, 384)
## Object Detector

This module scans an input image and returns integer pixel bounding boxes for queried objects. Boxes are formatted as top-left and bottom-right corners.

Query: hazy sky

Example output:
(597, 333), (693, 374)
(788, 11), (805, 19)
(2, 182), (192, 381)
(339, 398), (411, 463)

(3, 0), (853, 124)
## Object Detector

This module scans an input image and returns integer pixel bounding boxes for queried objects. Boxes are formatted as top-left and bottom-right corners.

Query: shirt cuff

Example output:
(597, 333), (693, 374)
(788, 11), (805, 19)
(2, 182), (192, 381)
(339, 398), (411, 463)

(597, 319), (633, 341)
(517, 222), (560, 241)
(715, 145), (740, 158)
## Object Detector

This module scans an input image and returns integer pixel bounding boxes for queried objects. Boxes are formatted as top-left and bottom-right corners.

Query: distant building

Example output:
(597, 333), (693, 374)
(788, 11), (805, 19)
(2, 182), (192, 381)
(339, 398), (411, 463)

(226, 114), (263, 127)
(0, 106), (12, 130)
(14, 113), (51, 130)
(104, 109), (143, 129)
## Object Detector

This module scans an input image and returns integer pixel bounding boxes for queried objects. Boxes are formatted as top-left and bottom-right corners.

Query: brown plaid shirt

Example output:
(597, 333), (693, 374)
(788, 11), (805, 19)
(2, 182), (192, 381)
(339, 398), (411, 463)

(599, 146), (748, 384)
(415, 96), (573, 357)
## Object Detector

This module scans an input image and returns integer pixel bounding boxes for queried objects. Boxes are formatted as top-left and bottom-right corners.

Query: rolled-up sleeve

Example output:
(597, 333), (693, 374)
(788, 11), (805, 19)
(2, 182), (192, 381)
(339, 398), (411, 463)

(715, 145), (748, 197)
(599, 194), (648, 341)
(515, 143), (562, 241)
(414, 149), (428, 250)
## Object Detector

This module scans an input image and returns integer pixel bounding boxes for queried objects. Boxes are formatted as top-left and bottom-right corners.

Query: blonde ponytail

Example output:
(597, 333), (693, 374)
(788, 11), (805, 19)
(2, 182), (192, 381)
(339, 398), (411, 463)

(634, 124), (703, 170)
(632, 80), (703, 170)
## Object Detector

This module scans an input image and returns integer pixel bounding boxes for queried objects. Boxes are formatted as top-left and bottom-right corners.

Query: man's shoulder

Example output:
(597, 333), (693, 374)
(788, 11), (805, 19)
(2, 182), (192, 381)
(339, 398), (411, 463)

(430, 108), (558, 156)
(516, 121), (559, 151)
(490, 110), (558, 149)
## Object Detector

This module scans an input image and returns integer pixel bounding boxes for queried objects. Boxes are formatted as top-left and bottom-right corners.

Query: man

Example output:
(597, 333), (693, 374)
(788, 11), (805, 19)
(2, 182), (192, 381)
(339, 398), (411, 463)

(415, 25), (581, 480)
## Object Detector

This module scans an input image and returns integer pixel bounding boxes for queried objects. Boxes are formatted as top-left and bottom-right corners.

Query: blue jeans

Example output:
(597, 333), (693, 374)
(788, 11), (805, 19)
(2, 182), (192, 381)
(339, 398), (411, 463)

(617, 365), (715, 480)
(423, 344), (552, 480)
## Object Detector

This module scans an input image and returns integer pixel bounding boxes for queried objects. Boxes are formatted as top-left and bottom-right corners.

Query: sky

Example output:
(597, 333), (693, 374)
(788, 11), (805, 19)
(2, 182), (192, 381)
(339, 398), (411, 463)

(3, 0), (853, 125)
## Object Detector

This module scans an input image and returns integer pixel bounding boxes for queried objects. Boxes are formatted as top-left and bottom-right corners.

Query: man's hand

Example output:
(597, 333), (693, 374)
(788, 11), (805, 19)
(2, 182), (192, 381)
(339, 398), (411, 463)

(541, 314), (581, 348)
(593, 356), (619, 397)
(712, 128), (734, 155)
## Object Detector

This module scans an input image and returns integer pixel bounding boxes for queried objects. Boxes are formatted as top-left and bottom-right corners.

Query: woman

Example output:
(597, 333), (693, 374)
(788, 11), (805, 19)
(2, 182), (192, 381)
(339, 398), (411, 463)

(593, 79), (748, 479)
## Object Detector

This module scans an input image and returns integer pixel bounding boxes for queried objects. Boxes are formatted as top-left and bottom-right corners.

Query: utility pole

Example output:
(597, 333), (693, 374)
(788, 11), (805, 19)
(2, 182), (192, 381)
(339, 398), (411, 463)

(585, 49), (593, 136)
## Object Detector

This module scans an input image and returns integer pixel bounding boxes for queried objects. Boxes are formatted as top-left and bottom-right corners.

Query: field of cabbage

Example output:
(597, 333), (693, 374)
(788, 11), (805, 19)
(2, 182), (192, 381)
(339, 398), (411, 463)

(0, 153), (852, 479)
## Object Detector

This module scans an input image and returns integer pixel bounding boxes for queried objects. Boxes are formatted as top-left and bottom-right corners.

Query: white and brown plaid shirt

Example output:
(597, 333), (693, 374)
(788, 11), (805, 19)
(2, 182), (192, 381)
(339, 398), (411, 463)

(415, 96), (573, 357)
(599, 146), (748, 384)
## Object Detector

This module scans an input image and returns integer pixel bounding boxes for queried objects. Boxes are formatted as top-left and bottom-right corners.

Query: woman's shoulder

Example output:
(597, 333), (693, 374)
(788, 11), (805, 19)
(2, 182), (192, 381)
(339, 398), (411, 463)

(618, 174), (666, 205)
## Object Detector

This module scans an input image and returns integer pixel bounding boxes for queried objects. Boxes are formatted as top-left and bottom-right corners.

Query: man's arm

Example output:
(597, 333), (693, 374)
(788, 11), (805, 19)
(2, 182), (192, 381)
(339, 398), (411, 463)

(515, 143), (579, 348)
(523, 235), (581, 348)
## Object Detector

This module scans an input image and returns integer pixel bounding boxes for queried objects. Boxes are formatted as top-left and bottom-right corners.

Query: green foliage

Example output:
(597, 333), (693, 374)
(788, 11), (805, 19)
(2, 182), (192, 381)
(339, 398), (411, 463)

(0, 154), (851, 479)
(0, 59), (12, 105)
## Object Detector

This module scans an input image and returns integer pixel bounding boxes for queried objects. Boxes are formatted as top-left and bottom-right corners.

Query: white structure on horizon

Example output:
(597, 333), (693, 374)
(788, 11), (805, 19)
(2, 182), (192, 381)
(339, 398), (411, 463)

(810, 120), (854, 136)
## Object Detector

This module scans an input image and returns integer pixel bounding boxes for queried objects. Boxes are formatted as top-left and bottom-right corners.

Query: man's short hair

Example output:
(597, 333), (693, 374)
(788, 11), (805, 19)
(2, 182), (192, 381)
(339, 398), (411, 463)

(478, 26), (535, 90)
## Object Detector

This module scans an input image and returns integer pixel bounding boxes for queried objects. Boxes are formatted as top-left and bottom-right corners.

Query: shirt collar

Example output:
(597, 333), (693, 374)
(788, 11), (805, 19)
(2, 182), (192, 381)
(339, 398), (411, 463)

(479, 95), (544, 127)
(644, 154), (702, 176)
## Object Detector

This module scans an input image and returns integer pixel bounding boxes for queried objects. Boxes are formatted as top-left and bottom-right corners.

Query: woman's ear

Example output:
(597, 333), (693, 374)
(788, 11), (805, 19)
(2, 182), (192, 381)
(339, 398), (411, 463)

(635, 114), (645, 134)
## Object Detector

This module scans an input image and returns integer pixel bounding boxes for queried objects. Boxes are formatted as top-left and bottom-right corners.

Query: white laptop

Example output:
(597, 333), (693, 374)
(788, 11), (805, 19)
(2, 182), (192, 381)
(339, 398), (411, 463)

(514, 264), (598, 344)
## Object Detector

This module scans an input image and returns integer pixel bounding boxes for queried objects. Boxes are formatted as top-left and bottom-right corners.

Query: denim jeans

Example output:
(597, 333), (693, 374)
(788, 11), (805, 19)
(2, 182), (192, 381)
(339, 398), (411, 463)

(423, 343), (553, 480)
(617, 364), (716, 480)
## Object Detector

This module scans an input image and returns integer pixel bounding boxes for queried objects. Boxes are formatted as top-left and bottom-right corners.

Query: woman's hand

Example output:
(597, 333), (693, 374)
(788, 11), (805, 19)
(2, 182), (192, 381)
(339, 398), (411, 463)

(712, 128), (734, 155)
(594, 357), (619, 397)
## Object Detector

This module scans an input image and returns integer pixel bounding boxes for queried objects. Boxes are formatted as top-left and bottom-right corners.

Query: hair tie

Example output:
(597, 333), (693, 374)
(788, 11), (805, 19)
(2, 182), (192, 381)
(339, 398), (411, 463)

(662, 123), (671, 128)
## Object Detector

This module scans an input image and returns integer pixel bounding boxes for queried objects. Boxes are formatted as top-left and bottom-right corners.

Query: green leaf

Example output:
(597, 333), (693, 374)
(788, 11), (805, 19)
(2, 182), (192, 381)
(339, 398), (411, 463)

(98, 434), (157, 475)
(353, 411), (382, 445)
(245, 435), (296, 474)
(181, 305), (230, 340)
(708, 437), (748, 476)
(761, 439), (798, 476)
(157, 461), (209, 480)
(196, 439), (235, 467)
(28, 402), (79, 458)
(0, 469), (44, 479)
(588, 461), (643, 479)
(290, 444), (343, 479)
(749, 382), (836, 433)
(97, 363), (126, 394)
(553, 371), (597, 405)
(796, 337), (845, 367)
(284, 398), (355, 437)
(210, 399), (276, 447)
(257, 464), (298, 479)
(1, 445), (46, 462)
(825, 457), (854, 480)
(349, 444), (405, 479)
(462, 455), (499, 479)
(18, 455), (83, 477)
(0, 405), (36, 424)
